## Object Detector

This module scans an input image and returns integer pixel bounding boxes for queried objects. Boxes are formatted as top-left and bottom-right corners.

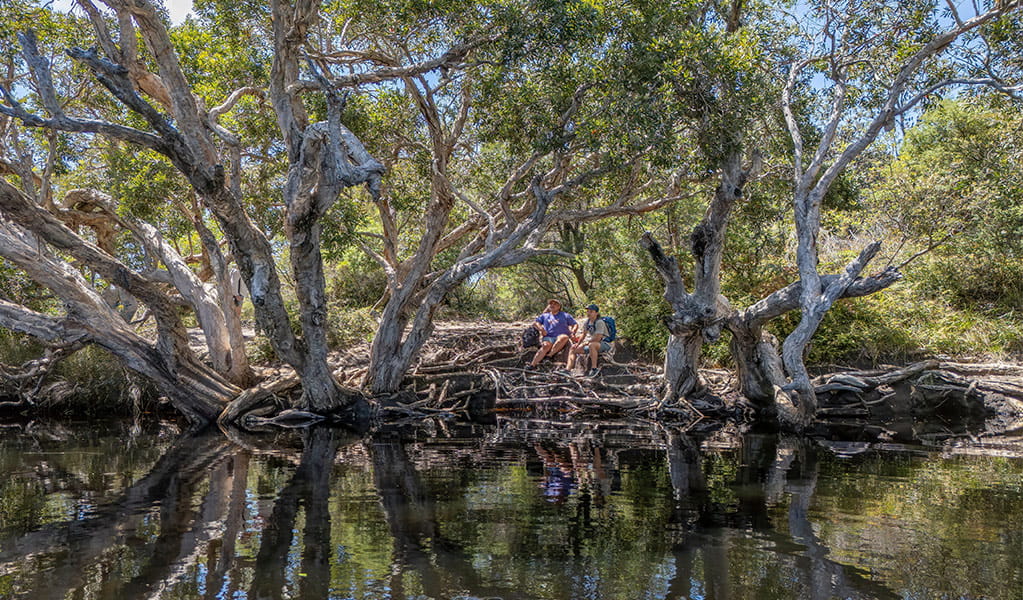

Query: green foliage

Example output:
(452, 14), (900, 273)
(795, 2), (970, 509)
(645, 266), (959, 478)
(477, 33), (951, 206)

(437, 277), (505, 321)
(320, 194), (372, 262)
(0, 259), (55, 313)
(865, 97), (1023, 314)
(325, 254), (386, 309)
(773, 284), (1023, 366)
(326, 306), (379, 349)
(0, 328), (43, 368)
(914, 251), (1023, 316)
(324, 257), (386, 348)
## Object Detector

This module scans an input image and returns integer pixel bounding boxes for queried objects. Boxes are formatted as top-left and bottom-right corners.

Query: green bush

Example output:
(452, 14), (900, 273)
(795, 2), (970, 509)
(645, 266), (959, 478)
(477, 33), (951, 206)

(325, 256), (387, 310)
(914, 252), (1023, 315)
(771, 284), (1023, 366)
(326, 306), (378, 349)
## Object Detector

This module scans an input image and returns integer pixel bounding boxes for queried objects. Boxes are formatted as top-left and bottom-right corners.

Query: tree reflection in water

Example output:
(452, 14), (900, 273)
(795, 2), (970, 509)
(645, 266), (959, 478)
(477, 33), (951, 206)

(0, 419), (1018, 599)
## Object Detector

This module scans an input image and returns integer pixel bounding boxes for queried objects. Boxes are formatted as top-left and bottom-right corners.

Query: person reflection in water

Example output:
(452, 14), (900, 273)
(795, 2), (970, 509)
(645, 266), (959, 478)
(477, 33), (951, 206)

(534, 443), (576, 503)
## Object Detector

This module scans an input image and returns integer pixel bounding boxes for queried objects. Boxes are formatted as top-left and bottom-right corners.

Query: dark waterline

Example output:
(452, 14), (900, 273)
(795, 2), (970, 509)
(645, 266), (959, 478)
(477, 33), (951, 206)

(0, 419), (1021, 600)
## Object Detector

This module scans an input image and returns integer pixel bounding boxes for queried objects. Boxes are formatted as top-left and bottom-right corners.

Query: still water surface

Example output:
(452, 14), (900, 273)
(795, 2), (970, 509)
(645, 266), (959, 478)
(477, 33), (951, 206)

(0, 419), (1020, 600)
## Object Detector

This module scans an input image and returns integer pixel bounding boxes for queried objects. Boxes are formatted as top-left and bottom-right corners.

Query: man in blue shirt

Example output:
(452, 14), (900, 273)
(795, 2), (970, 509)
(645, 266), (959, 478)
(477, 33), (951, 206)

(527, 299), (577, 369)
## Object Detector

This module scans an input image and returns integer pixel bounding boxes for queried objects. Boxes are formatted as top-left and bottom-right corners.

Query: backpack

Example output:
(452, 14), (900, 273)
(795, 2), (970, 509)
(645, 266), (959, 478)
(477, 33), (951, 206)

(521, 325), (540, 349)
(601, 316), (617, 342)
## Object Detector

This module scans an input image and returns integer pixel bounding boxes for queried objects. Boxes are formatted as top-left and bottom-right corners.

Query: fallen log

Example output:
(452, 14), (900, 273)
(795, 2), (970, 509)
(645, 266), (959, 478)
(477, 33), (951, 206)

(940, 362), (1023, 377)
(217, 371), (300, 426)
(813, 360), (940, 393)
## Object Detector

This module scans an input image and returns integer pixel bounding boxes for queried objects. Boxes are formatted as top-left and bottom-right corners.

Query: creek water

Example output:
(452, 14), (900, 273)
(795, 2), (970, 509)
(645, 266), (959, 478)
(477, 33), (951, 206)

(0, 418), (1020, 600)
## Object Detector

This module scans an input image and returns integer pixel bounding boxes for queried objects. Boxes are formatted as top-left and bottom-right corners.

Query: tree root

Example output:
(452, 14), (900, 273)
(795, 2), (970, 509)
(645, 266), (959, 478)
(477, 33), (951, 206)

(810, 359), (1023, 440)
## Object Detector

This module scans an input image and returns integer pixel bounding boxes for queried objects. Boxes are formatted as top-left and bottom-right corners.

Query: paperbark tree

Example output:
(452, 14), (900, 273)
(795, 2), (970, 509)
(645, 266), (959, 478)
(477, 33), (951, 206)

(779, 0), (1023, 420)
(62, 188), (253, 384)
(637, 0), (776, 405)
(643, 0), (1020, 428)
(648, 139), (766, 399)
(0, 0), (446, 417)
(0, 180), (237, 423)
(332, 27), (685, 394)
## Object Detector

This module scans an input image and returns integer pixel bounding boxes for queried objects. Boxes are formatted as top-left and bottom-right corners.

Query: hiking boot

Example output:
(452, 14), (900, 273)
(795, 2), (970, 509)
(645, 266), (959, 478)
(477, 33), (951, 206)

(586, 368), (600, 377)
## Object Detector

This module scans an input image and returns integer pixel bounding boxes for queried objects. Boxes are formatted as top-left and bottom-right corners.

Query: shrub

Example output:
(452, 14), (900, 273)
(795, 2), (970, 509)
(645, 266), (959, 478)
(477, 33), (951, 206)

(771, 284), (1023, 366)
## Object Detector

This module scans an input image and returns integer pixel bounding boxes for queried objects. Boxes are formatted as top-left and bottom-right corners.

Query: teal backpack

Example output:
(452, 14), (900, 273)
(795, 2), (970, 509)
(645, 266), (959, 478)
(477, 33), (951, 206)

(601, 316), (617, 342)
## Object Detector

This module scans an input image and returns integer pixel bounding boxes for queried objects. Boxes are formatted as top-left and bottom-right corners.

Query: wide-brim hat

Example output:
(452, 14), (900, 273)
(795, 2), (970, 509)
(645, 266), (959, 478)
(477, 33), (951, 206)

(546, 298), (563, 308)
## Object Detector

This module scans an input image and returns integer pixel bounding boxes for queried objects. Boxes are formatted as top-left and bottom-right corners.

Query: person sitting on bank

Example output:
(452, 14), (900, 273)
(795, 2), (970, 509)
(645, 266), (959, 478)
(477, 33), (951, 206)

(565, 303), (611, 377)
(528, 299), (577, 369)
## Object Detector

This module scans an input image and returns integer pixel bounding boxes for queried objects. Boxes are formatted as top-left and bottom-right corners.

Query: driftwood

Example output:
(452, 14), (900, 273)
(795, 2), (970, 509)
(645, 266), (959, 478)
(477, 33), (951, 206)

(217, 369), (300, 426)
(812, 360), (940, 393)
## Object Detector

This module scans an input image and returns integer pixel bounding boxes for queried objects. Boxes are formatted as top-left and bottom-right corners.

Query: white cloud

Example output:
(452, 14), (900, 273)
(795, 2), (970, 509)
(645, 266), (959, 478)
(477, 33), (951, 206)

(164, 0), (195, 24)
(50, 0), (194, 26)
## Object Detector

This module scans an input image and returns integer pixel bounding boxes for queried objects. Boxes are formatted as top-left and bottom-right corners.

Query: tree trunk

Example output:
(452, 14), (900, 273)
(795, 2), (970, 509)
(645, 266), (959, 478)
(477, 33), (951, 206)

(132, 220), (246, 383)
(0, 207), (236, 424)
(266, 0), (384, 410)
(192, 214), (254, 385)
(662, 331), (706, 402)
(641, 151), (750, 405)
(780, 317), (819, 417)
(0, 300), (234, 424)
(365, 185), (560, 395)
(782, 240), (885, 420)
(51, 4), (347, 414)
(365, 282), (442, 396)
(729, 267), (902, 421)
(366, 330), (412, 396)
(640, 232), (716, 404)
(729, 322), (785, 406)
(287, 216), (339, 411)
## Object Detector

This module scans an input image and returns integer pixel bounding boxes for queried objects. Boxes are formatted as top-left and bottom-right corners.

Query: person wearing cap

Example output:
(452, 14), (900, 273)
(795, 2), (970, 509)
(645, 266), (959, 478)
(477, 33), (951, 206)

(564, 303), (610, 377)
(527, 299), (577, 369)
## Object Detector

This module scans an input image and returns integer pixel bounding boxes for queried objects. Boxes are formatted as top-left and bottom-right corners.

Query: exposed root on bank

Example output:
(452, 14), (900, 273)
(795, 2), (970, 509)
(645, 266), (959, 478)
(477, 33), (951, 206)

(811, 359), (1023, 442)
(169, 322), (1023, 442)
(393, 322), (718, 427)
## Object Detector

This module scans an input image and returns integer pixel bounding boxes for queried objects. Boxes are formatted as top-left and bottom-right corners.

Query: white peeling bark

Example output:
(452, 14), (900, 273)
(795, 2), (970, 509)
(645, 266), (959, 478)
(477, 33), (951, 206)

(781, 241), (884, 416)
(132, 221), (238, 380)
(728, 266), (902, 409)
(365, 182), (564, 394)
(267, 0), (385, 409)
